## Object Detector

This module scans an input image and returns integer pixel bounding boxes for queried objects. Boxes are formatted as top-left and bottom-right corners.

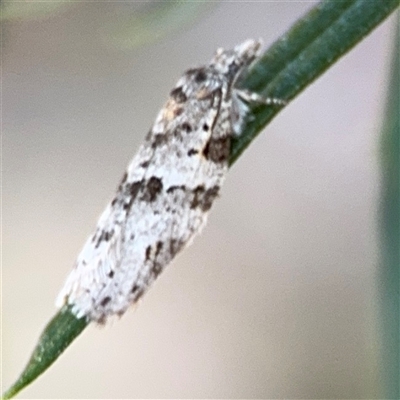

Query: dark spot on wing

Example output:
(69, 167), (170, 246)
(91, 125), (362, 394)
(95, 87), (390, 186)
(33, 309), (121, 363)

(132, 287), (144, 302)
(142, 176), (163, 202)
(108, 270), (114, 278)
(169, 239), (184, 257)
(170, 86), (187, 103)
(104, 231), (113, 241)
(131, 284), (144, 302)
(145, 245), (151, 261)
(181, 122), (192, 133)
(190, 185), (220, 211)
(140, 160), (150, 168)
(151, 262), (163, 278)
(202, 136), (230, 163)
(131, 284), (140, 294)
(123, 180), (144, 211)
(187, 149), (198, 156)
(95, 229), (114, 249)
(151, 133), (168, 149)
(202, 185), (220, 212)
(155, 241), (163, 257)
(100, 296), (111, 306)
(129, 181), (143, 197)
(194, 69), (207, 83)
(203, 123), (210, 131)
(174, 107), (184, 117)
(190, 185), (205, 209)
(166, 185), (186, 193)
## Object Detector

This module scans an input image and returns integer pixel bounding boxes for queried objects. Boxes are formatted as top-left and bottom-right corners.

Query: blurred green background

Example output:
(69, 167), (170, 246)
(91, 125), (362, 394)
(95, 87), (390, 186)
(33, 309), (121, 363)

(3, 2), (398, 398)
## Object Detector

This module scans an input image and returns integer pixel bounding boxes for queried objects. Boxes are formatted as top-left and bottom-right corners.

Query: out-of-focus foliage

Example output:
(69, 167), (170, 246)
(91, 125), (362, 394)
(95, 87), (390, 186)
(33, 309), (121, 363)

(103, 2), (215, 49)
(0, 1), (214, 49)
(0, 0), (70, 21)
(378, 23), (399, 400)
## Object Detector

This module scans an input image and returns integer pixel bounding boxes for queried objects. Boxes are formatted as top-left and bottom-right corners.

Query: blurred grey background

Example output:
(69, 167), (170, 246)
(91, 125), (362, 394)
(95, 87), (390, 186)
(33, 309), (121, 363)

(3, 2), (397, 398)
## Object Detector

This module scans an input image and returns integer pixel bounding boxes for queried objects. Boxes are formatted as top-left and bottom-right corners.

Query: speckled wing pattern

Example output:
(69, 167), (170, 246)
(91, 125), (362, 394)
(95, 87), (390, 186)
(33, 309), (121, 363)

(56, 39), (263, 323)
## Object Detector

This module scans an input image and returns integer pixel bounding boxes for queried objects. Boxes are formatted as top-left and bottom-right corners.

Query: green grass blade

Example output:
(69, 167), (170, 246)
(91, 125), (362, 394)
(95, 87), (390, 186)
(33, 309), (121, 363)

(378, 23), (399, 400)
(2, 308), (88, 399)
(230, 0), (400, 164)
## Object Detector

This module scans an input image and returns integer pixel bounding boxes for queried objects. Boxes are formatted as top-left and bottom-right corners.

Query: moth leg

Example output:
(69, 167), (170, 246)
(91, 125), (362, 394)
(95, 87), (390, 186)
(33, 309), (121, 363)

(237, 89), (287, 107)
(231, 89), (287, 137)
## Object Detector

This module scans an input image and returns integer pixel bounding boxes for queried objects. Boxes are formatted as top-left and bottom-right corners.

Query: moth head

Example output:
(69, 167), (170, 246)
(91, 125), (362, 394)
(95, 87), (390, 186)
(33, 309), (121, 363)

(173, 39), (263, 101)
(211, 38), (262, 78)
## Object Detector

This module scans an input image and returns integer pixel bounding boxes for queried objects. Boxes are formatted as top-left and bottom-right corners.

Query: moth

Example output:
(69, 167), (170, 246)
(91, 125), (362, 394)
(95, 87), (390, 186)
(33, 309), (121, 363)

(56, 39), (284, 323)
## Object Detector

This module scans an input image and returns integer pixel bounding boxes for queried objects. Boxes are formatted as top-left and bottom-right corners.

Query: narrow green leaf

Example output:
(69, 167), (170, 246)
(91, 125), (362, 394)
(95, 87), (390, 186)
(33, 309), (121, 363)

(230, 0), (400, 164)
(2, 308), (88, 400)
(378, 24), (399, 400)
(241, 0), (357, 93)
